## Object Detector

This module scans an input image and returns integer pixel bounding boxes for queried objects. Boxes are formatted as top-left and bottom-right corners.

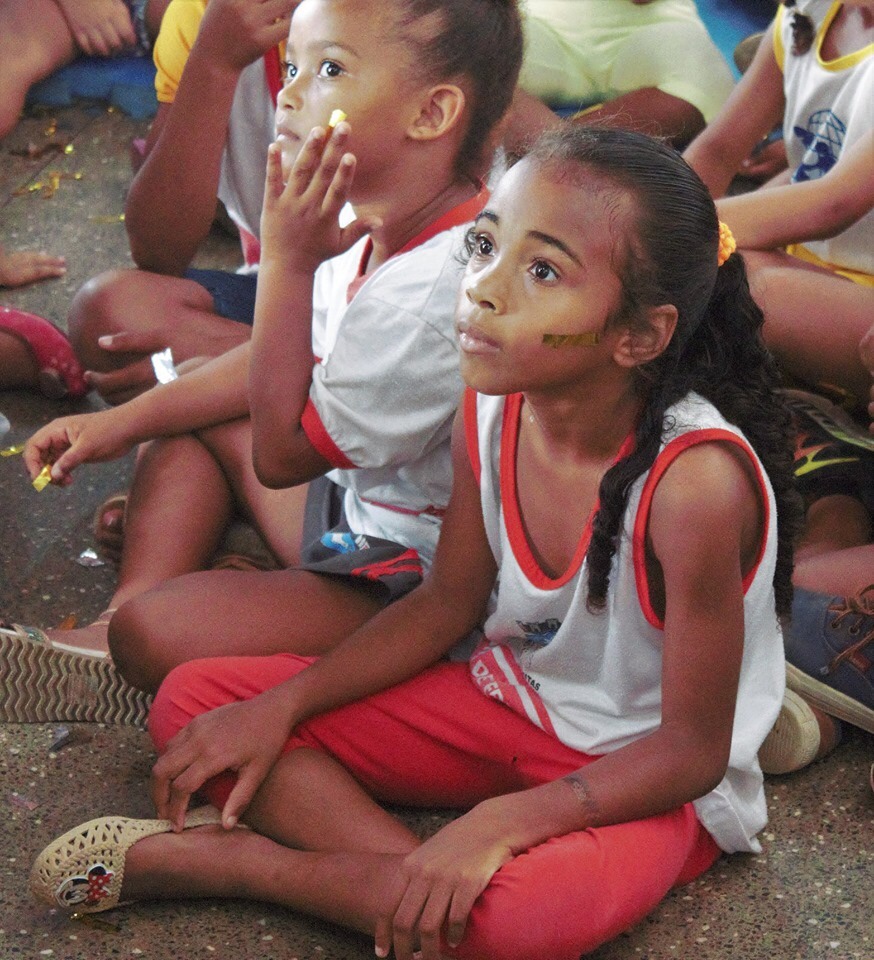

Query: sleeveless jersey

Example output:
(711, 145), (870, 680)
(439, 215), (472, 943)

(774, 0), (874, 277)
(465, 389), (785, 853)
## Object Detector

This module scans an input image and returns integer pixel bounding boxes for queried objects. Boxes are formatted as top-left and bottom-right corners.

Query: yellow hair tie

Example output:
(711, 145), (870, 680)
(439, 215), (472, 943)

(717, 221), (736, 267)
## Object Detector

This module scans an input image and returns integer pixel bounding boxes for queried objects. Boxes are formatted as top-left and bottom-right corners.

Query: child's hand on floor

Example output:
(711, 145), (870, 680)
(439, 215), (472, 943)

(54, 0), (137, 57)
(151, 692), (293, 832)
(260, 121), (380, 277)
(0, 246), (66, 288)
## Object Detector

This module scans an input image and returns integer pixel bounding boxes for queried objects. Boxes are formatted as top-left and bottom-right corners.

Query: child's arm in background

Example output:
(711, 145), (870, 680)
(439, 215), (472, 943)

(248, 124), (379, 487)
(374, 441), (759, 959)
(684, 22), (785, 198)
(125, 0), (298, 274)
(717, 135), (874, 249)
(23, 342), (252, 482)
(150, 408), (498, 829)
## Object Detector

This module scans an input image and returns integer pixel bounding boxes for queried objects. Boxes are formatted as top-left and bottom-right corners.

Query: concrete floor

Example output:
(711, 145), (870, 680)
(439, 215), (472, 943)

(1, 104), (872, 960)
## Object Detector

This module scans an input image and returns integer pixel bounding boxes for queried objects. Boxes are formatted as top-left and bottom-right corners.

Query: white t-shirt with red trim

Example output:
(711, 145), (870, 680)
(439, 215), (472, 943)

(465, 389), (784, 853)
(301, 191), (487, 568)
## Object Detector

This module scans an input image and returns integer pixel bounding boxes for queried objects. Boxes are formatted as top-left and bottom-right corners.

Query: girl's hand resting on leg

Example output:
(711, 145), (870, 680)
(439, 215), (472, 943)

(376, 798), (520, 960)
(151, 691), (293, 833)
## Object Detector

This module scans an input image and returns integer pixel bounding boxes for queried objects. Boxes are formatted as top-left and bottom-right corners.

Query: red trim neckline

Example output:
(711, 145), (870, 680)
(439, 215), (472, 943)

(500, 394), (634, 591)
(346, 185), (489, 303)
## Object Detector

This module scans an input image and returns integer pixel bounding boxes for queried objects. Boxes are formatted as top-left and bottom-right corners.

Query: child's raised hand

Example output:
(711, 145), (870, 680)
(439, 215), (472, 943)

(260, 122), (380, 275)
(197, 0), (300, 72)
(23, 409), (139, 487)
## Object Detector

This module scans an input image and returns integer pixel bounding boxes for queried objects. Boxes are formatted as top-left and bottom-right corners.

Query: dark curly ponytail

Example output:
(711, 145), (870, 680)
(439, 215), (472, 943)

(526, 126), (804, 618)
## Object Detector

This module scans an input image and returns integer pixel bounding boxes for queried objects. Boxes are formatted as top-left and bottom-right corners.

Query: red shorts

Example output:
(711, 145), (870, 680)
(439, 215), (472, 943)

(150, 655), (721, 960)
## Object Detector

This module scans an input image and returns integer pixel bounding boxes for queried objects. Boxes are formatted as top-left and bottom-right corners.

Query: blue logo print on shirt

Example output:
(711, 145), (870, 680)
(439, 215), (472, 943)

(792, 109), (845, 183)
(515, 618), (562, 647)
(320, 532), (370, 554)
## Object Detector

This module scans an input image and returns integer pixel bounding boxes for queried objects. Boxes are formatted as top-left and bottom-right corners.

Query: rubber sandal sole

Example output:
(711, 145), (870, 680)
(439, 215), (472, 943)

(758, 688), (821, 775)
(786, 662), (874, 735)
(0, 627), (151, 726)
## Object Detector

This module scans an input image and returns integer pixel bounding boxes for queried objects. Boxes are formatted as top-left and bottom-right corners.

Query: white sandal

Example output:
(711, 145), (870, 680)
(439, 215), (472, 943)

(30, 806), (223, 914)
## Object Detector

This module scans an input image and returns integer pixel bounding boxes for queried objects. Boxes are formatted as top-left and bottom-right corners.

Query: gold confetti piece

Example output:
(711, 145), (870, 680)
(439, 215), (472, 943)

(33, 464), (53, 491)
(328, 108), (347, 128)
(57, 613), (78, 630)
(542, 332), (601, 348)
(45, 121), (57, 136)
(0, 444), (24, 456)
(71, 913), (121, 932)
(89, 213), (126, 223)
(64, 143), (74, 154)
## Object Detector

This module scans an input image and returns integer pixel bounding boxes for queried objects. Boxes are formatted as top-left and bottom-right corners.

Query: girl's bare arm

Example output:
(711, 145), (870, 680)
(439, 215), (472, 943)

(684, 23), (785, 198)
(718, 136), (874, 249)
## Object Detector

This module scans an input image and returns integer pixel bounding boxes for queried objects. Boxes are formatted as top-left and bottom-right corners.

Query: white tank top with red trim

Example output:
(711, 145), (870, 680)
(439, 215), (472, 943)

(466, 389), (784, 853)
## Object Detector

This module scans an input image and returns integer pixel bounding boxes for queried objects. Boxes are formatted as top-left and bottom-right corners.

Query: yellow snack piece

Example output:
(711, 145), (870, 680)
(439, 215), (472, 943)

(33, 464), (53, 492)
(328, 109), (347, 129)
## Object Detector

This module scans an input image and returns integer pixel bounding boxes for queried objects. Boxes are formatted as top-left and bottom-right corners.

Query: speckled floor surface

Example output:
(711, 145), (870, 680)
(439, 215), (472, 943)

(1, 106), (872, 960)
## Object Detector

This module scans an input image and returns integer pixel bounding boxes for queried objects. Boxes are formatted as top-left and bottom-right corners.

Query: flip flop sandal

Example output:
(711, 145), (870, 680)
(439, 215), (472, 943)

(0, 617), (151, 725)
(0, 307), (88, 399)
(30, 806), (223, 914)
(92, 492), (128, 564)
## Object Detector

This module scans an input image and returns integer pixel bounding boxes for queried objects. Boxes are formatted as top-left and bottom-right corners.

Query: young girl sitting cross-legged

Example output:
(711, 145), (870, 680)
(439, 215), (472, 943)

(3, 0), (524, 723)
(30, 127), (803, 959)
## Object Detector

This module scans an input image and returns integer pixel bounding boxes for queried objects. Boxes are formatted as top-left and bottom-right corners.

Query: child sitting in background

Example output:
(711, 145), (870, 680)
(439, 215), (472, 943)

(2, 0), (524, 721)
(30, 126), (802, 960)
(503, 0), (736, 155)
(0, 0), (170, 142)
(685, 0), (874, 778)
(684, 0), (873, 408)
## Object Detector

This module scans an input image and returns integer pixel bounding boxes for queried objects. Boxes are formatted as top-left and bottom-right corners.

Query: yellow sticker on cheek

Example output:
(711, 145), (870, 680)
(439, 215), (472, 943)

(542, 332), (601, 348)
(328, 109), (347, 129)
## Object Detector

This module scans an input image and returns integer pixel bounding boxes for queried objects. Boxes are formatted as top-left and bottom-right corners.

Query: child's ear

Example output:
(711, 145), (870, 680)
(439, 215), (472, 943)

(408, 84), (466, 142)
(613, 304), (678, 368)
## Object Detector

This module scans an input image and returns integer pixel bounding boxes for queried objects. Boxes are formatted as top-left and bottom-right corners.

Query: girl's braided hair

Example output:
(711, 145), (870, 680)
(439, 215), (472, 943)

(525, 126), (804, 619)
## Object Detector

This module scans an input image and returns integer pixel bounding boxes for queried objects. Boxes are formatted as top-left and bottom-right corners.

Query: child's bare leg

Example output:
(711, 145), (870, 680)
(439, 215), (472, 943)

(0, 334), (38, 390)
(123, 747), (419, 932)
(68, 269), (252, 404)
(46, 434), (235, 655)
(742, 250), (873, 403)
(110, 566), (386, 692)
(0, 0), (75, 140)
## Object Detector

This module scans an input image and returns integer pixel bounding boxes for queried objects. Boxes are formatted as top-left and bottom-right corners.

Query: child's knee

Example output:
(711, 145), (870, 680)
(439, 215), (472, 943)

(109, 595), (179, 695)
(67, 269), (137, 364)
